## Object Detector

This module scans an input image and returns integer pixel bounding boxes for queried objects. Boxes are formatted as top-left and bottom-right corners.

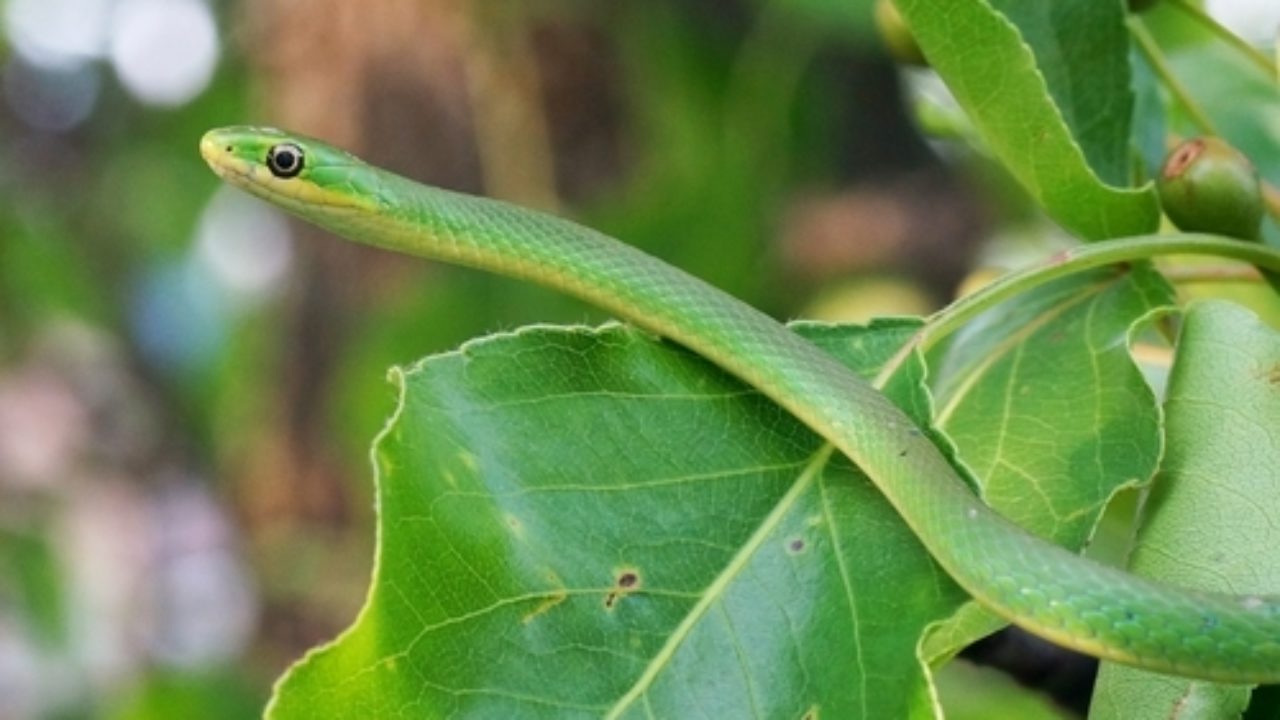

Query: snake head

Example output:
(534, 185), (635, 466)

(200, 126), (383, 216)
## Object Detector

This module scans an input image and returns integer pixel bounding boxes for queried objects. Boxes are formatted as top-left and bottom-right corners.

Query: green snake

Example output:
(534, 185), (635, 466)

(201, 125), (1280, 683)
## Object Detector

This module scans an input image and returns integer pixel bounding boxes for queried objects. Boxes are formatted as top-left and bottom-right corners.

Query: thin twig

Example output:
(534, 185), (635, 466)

(1264, 181), (1280, 225)
(1165, 0), (1277, 82)
(1156, 263), (1263, 284)
(1128, 18), (1218, 136)
(872, 234), (1280, 388)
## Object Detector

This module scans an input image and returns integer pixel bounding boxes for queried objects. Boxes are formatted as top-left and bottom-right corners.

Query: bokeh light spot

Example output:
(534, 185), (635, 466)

(195, 187), (294, 300)
(1207, 0), (1280, 46)
(5, 0), (113, 69)
(130, 260), (226, 373)
(3, 60), (101, 131)
(109, 0), (219, 107)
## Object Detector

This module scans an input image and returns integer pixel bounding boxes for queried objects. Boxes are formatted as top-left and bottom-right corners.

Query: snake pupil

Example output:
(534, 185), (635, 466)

(266, 143), (304, 178)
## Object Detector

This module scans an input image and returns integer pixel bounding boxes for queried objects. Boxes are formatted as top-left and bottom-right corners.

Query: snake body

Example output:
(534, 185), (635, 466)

(201, 126), (1280, 683)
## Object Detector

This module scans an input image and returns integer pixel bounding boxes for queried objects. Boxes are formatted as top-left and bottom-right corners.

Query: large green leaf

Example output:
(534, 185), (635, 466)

(267, 320), (969, 719)
(1089, 300), (1280, 719)
(267, 264), (1182, 716)
(893, 0), (1159, 240)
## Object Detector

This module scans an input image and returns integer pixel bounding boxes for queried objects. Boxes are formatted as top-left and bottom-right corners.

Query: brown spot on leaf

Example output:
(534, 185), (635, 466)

(604, 567), (641, 611)
(504, 513), (525, 539)
(788, 538), (806, 553)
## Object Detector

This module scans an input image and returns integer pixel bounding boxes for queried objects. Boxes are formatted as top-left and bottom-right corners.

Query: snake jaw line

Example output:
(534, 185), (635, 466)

(200, 128), (375, 215)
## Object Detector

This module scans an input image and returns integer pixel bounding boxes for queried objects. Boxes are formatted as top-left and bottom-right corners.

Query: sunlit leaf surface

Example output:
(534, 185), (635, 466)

(269, 321), (967, 719)
(269, 263), (1178, 717)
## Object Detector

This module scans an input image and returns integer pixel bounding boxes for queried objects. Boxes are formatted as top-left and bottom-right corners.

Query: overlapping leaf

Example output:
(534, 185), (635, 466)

(985, 0), (1134, 187)
(893, 0), (1159, 240)
(1090, 301), (1280, 719)
(930, 264), (1174, 548)
(923, 264), (1175, 655)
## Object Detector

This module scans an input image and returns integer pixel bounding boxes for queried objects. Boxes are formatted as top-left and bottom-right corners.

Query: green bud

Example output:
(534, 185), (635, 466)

(1157, 137), (1264, 242)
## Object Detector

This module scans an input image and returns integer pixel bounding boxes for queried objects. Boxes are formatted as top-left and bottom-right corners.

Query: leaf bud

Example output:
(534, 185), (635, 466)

(1157, 137), (1264, 241)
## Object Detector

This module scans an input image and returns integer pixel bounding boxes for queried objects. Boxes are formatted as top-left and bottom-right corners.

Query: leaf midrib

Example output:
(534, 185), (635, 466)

(603, 444), (837, 718)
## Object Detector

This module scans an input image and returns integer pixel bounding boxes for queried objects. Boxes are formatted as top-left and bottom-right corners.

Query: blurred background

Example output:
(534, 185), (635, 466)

(0, 0), (1275, 717)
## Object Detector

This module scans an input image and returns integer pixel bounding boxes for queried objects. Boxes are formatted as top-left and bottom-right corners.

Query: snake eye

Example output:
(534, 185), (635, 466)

(266, 143), (304, 178)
